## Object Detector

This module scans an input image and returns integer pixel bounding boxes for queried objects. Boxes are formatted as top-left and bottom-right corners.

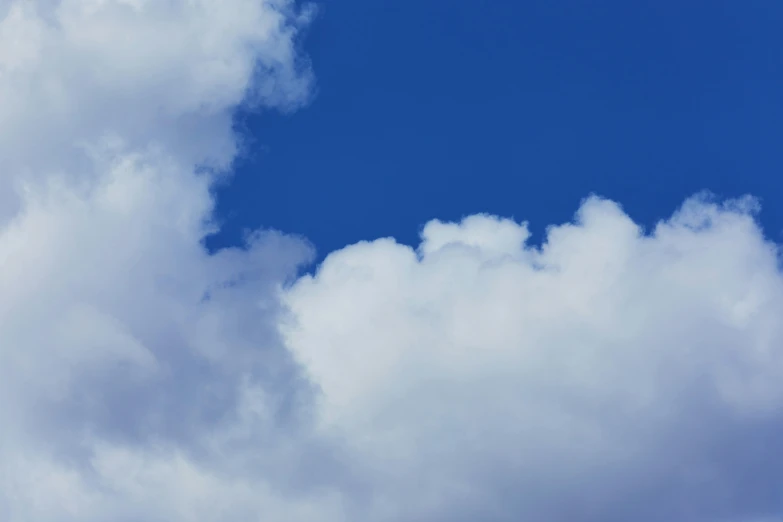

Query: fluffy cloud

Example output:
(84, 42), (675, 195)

(0, 1), (332, 520)
(2, 1), (783, 521)
(284, 196), (783, 521)
(0, 0), (312, 220)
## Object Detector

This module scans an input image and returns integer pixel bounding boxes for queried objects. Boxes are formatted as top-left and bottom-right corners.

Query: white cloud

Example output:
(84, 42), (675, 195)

(283, 195), (783, 521)
(2, 1), (783, 521)
(0, 0), (312, 220)
(0, 1), (333, 520)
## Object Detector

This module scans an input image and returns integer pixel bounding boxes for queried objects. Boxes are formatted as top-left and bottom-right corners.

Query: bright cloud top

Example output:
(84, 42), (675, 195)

(2, 1), (783, 522)
(285, 196), (783, 521)
(0, 0), (312, 214)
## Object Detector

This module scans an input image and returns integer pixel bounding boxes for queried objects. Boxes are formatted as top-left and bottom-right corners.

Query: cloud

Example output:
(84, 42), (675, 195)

(0, 1), (334, 520)
(283, 195), (783, 521)
(2, 1), (783, 521)
(0, 0), (313, 220)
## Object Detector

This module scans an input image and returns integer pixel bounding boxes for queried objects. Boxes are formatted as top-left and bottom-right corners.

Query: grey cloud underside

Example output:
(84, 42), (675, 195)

(1, 1), (783, 521)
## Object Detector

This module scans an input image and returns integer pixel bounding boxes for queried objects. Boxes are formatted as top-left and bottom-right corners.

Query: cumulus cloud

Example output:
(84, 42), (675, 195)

(2, 1), (783, 521)
(0, 1), (332, 520)
(0, 0), (312, 220)
(284, 196), (783, 521)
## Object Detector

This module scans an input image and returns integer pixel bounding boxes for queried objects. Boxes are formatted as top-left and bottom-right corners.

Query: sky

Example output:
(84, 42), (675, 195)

(3, 1), (783, 522)
(211, 0), (783, 257)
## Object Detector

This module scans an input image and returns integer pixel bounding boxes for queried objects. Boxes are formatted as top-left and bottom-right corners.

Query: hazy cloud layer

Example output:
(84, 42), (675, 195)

(2, 2), (783, 521)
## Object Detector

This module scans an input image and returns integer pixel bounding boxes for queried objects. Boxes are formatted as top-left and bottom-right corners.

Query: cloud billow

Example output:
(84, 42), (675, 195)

(1, 2), (782, 521)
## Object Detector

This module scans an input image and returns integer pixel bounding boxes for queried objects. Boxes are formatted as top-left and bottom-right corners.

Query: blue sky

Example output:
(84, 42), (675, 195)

(212, 0), (783, 257)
